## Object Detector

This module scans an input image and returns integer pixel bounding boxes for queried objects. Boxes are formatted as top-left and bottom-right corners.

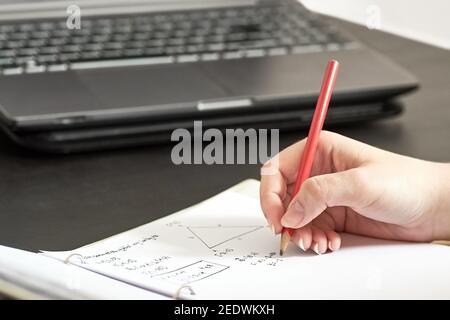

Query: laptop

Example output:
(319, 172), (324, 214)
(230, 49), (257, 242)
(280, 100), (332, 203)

(0, 0), (418, 153)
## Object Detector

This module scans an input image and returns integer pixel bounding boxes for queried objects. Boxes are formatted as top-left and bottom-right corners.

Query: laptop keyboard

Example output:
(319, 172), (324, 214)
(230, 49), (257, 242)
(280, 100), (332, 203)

(0, 2), (357, 75)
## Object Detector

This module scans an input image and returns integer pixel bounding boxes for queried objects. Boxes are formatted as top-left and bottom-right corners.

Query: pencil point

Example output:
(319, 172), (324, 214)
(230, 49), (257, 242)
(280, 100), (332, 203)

(279, 230), (291, 256)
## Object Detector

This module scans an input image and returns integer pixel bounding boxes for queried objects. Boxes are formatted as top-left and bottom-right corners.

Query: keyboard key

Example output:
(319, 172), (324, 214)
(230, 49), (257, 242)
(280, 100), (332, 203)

(326, 43), (341, 51)
(153, 31), (170, 39)
(2, 67), (23, 75)
(48, 64), (68, 72)
(37, 55), (58, 63)
(133, 33), (151, 40)
(201, 53), (219, 61)
(95, 27), (113, 35)
(123, 48), (144, 57)
(227, 33), (247, 41)
(291, 44), (323, 54)
(173, 29), (191, 38)
(52, 29), (71, 37)
(104, 42), (125, 50)
(28, 39), (47, 47)
(39, 22), (55, 30)
(126, 41), (147, 49)
(166, 46), (185, 55)
(146, 39), (165, 47)
(279, 37), (295, 46)
(114, 25), (133, 33)
(244, 48), (265, 57)
(72, 28), (92, 36)
(102, 50), (122, 58)
(6, 41), (26, 49)
(144, 47), (165, 56)
(18, 24), (34, 32)
(0, 25), (15, 33)
(91, 35), (111, 43)
(80, 51), (102, 60)
(167, 38), (185, 46)
(30, 31), (51, 39)
(223, 51), (243, 59)
(26, 64), (46, 73)
(49, 38), (68, 46)
(70, 56), (174, 71)
(207, 43), (225, 52)
(10, 33), (29, 40)
(268, 47), (288, 56)
(208, 35), (226, 43)
(71, 36), (90, 44)
(84, 43), (104, 51)
(95, 19), (113, 27)
(187, 36), (205, 44)
(0, 50), (16, 58)
(40, 46), (60, 54)
(0, 58), (14, 66)
(62, 45), (82, 52)
(177, 54), (199, 63)
(113, 34), (131, 42)
(15, 56), (35, 64)
(135, 25), (153, 33)
(59, 52), (80, 62)
(186, 44), (205, 53)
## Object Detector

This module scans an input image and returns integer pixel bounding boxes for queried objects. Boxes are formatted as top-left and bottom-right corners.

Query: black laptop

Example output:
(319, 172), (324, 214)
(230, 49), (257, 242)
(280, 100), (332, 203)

(0, 0), (418, 153)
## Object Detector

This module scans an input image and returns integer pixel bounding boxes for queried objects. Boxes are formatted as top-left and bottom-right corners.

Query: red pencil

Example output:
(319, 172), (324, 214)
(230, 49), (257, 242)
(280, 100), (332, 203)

(280, 59), (340, 256)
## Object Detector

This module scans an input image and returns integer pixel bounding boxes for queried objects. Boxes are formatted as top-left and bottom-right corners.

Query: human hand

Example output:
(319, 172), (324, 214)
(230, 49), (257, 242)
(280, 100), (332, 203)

(260, 131), (450, 254)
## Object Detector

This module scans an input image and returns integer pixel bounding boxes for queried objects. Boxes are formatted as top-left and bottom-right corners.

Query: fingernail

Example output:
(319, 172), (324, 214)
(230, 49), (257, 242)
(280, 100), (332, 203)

(312, 242), (321, 255)
(270, 224), (276, 235)
(328, 241), (333, 251)
(280, 201), (304, 228)
(298, 238), (306, 251)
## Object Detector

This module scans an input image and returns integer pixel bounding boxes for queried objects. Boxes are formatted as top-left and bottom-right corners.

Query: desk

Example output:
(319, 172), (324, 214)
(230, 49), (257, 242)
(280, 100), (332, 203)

(0, 19), (449, 253)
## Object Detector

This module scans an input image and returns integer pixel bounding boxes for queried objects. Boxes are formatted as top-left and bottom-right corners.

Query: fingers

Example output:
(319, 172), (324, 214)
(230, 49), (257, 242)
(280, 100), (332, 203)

(325, 230), (341, 251)
(260, 139), (308, 233)
(291, 225), (313, 251)
(260, 170), (287, 234)
(311, 227), (327, 254)
(291, 225), (342, 254)
(281, 168), (372, 229)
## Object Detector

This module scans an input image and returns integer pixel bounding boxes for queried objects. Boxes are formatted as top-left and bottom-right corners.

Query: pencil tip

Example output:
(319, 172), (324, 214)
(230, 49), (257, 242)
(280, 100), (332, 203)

(279, 230), (291, 256)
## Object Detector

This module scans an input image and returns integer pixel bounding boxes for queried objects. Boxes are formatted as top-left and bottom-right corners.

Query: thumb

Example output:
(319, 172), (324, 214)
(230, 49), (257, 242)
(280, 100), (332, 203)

(281, 168), (370, 229)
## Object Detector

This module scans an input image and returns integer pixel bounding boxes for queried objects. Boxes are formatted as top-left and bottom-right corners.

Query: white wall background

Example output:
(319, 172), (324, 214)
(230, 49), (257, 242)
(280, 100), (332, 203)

(301, 0), (450, 50)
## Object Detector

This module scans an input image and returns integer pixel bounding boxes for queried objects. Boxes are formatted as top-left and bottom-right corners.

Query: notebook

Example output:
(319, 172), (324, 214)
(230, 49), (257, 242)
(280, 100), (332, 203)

(2, 179), (450, 299)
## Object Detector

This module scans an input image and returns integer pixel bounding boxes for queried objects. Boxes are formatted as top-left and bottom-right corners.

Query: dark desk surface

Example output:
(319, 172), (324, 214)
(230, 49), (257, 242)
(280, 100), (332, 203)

(0, 19), (449, 253)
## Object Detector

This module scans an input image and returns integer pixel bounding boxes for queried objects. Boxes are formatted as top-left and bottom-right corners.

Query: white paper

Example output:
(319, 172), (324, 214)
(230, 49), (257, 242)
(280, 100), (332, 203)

(43, 179), (450, 299)
(0, 245), (168, 299)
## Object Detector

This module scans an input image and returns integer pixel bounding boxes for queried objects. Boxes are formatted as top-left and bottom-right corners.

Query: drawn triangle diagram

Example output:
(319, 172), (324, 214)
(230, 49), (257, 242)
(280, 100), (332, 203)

(187, 225), (264, 249)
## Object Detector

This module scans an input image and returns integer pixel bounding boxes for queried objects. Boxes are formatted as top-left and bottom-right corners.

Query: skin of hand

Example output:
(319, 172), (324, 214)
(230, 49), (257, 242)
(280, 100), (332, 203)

(260, 131), (450, 255)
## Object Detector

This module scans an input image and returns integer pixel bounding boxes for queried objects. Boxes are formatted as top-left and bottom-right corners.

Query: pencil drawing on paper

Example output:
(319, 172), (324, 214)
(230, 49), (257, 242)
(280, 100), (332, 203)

(151, 260), (230, 285)
(186, 225), (264, 249)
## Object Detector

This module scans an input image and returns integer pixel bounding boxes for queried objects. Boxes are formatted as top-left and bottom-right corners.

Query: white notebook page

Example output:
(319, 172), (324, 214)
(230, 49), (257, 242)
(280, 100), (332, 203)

(42, 180), (450, 299)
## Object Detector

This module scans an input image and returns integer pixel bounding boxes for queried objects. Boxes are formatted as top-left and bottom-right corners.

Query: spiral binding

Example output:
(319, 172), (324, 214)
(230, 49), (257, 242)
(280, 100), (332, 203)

(172, 284), (196, 299)
(63, 253), (84, 264)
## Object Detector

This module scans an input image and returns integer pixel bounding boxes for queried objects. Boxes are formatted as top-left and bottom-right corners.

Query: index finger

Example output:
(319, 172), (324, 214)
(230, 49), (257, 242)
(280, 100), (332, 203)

(260, 139), (307, 233)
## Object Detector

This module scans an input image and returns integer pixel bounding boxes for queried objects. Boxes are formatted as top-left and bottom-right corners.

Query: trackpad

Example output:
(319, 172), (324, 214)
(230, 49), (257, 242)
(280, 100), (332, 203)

(75, 64), (228, 110)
